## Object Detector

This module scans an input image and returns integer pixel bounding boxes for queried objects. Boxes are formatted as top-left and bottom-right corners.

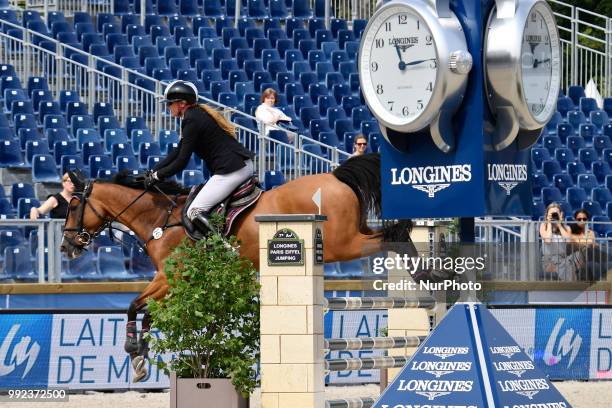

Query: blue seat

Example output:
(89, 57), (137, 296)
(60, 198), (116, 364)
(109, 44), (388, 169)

(180, 0), (199, 16)
(568, 85), (585, 106)
(0, 229), (24, 257)
(542, 160), (563, 181)
(86, 153), (111, 178)
(592, 187), (612, 209)
(4, 246), (34, 281)
(531, 147), (550, 170)
(138, 142), (161, 166)
(10, 100), (34, 119)
(130, 246), (156, 279)
(577, 174), (598, 195)
(59, 154), (84, 174)
(159, 130), (179, 152)
(566, 187), (588, 210)
(556, 123), (574, 143)
(104, 129), (129, 153)
(0, 140), (24, 167)
(204, 0), (224, 17)
(116, 154), (138, 171)
(69, 115), (94, 138)
(65, 101), (88, 124)
(579, 97), (598, 116)
(591, 160), (610, 183)
(53, 140), (77, 164)
(16, 197), (39, 219)
(541, 187), (563, 206)
(582, 200), (603, 217)
(157, 0), (177, 15)
(76, 129), (101, 147)
(59, 90), (80, 112)
(556, 96), (574, 118)
(182, 170), (205, 187)
(67, 250), (100, 281)
(96, 246), (138, 281)
(248, 0), (268, 18)
(17, 128), (40, 150)
(588, 110), (608, 130)
(292, 0), (312, 18)
(531, 173), (549, 199)
(554, 148), (574, 170)
(578, 147), (598, 168)
(32, 90), (53, 113)
(81, 141), (104, 163)
(567, 110), (586, 129)
(552, 173), (573, 195)
(131, 129), (154, 148)
(32, 154), (60, 182)
(25, 140), (49, 165)
(542, 135), (562, 155)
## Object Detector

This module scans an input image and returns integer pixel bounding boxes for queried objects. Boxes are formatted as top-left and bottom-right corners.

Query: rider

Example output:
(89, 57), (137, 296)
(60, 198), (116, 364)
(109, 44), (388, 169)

(146, 80), (255, 234)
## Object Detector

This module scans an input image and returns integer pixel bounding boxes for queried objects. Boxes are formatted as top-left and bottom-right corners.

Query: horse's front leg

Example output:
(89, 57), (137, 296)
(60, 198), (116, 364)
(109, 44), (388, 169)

(124, 273), (169, 382)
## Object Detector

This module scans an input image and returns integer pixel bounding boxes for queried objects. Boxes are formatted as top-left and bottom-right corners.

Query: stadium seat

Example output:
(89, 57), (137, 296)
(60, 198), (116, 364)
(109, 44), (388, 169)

(542, 160), (563, 181)
(4, 246), (34, 282)
(31, 154), (60, 182)
(130, 246), (156, 279)
(182, 170), (205, 187)
(25, 140), (49, 165)
(82, 141), (104, 163)
(566, 136), (585, 155)
(579, 97), (598, 116)
(0, 140), (25, 167)
(577, 174), (598, 195)
(568, 85), (585, 106)
(552, 173), (573, 195)
(554, 148), (574, 170)
(591, 160), (610, 183)
(578, 147), (598, 168)
(532, 148), (551, 172)
(292, 0), (312, 18)
(590, 110), (609, 130)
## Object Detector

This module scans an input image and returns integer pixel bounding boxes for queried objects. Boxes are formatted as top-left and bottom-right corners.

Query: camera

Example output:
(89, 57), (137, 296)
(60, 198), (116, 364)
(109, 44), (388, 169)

(551, 212), (560, 221)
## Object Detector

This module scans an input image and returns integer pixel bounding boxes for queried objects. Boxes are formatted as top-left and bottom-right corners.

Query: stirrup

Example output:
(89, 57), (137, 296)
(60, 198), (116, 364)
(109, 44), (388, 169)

(193, 213), (235, 252)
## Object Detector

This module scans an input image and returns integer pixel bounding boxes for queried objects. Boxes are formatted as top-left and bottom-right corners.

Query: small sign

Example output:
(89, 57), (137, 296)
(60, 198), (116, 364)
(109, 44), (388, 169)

(314, 228), (323, 264)
(268, 228), (304, 266)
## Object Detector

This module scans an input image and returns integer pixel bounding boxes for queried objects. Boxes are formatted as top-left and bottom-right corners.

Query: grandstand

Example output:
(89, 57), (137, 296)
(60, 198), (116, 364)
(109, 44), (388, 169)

(0, 0), (610, 284)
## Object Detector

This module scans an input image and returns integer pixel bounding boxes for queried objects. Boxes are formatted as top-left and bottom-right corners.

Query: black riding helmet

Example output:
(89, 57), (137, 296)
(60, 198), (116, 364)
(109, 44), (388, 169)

(162, 80), (198, 104)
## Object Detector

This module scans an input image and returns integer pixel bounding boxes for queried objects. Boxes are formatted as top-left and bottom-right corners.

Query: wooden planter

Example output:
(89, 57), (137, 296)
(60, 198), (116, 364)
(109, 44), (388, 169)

(170, 372), (248, 408)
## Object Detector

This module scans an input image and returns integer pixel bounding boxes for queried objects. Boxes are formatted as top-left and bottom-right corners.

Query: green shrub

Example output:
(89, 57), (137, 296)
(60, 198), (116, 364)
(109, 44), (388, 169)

(146, 232), (260, 396)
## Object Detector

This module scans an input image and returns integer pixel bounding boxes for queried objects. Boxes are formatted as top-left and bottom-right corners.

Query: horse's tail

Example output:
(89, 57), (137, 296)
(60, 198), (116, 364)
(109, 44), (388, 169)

(332, 153), (412, 239)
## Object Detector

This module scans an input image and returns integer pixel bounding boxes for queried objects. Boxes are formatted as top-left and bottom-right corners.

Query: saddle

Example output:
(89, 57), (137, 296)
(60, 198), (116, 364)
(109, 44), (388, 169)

(181, 176), (263, 241)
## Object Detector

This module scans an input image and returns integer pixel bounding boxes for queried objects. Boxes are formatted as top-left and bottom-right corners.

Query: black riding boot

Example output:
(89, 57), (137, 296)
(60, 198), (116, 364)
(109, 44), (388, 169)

(192, 212), (215, 235)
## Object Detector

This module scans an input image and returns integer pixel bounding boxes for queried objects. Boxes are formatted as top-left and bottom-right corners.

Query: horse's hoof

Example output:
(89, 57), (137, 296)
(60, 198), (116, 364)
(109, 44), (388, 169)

(132, 356), (148, 382)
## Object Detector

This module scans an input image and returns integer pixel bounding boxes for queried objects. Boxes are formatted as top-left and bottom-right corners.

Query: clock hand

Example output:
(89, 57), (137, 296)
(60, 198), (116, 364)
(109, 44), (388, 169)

(394, 45), (406, 71)
(404, 58), (436, 66)
(533, 58), (551, 68)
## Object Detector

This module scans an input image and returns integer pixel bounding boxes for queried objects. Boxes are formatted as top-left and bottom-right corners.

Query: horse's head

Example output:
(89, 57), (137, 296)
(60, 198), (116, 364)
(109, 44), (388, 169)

(61, 171), (108, 259)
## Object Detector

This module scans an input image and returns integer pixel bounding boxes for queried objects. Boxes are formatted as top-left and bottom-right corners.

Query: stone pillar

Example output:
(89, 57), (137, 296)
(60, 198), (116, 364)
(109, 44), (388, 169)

(256, 214), (327, 408)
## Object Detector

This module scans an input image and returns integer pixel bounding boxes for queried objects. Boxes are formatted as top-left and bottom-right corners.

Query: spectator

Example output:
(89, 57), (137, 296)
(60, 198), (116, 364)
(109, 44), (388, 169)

(352, 134), (368, 156)
(539, 203), (582, 281)
(30, 172), (74, 219)
(255, 88), (292, 136)
(569, 208), (595, 244)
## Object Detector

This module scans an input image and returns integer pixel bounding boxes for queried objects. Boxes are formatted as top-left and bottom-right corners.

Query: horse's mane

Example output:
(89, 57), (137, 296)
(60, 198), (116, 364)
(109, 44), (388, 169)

(106, 170), (190, 195)
(332, 153), (382, 228)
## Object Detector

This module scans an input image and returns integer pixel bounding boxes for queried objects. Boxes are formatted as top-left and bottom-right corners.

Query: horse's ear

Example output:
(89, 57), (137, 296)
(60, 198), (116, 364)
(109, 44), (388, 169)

(68, 170), (87, 192)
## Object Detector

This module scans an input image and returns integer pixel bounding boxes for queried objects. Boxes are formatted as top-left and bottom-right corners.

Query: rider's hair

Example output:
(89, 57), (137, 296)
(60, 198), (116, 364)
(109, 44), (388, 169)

(198, 104), (237, 139)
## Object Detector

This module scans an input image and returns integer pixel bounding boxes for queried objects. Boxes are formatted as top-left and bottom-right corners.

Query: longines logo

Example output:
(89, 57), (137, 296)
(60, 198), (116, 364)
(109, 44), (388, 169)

(391, 165), (472, 198)
(389, 37), (418, 46)
(397, 379), (473, 401)
(492, 360), (534, 378)
(490, 345), (522, 359)
(488, 164), (528, 195)
(422, 346), (470, 359)
(410, 360), (472, 378)
(497, 378), (550, 400)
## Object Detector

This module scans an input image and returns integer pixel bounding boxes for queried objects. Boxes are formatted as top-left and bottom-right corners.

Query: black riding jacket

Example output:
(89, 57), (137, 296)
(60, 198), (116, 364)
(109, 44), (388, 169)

(153, 106), (254, 179)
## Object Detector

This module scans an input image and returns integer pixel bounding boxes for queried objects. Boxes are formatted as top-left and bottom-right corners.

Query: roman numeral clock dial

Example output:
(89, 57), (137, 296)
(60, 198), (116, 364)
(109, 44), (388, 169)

(358, 1), (472, 153)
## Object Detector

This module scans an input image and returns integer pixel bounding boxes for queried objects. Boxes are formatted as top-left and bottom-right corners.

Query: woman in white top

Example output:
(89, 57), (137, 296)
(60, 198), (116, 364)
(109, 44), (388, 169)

(255, 88), (292, 136)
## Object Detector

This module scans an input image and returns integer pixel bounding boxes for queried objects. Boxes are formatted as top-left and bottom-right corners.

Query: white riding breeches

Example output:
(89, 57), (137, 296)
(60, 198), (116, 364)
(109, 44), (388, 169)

(187, 160), (254, 220)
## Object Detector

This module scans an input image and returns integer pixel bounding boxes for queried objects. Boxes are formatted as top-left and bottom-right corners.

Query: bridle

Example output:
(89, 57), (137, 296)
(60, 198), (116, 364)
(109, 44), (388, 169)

(63, 180), (148, 249)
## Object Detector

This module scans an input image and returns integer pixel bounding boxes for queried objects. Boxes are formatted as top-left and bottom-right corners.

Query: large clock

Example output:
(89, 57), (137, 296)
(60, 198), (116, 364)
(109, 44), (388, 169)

(358, 0), (472, 152)
(485, 0), (561, 150)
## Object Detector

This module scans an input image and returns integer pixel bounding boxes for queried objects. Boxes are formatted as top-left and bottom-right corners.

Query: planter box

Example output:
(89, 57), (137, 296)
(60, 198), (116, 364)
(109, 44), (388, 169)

(170, 372), (248, 408)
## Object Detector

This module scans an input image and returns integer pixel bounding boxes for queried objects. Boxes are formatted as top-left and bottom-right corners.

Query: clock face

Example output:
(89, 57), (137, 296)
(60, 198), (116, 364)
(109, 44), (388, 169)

(520, 5), (560, 123)
(360, 5), (438, 127)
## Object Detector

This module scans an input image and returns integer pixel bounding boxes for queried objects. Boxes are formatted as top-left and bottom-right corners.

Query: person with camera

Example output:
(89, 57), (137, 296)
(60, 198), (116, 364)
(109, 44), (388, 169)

(539, 203), (581, 281)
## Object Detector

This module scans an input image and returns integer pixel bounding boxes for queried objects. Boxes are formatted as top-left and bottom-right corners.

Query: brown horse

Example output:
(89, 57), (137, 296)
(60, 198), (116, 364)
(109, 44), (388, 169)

(60, 153), (413, 381)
